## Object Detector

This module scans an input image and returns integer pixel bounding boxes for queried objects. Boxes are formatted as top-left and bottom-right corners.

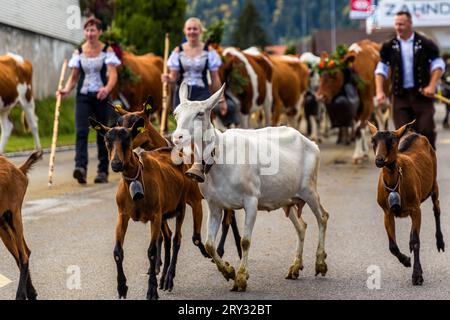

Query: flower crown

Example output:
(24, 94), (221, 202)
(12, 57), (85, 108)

(316, 58), (341, 75)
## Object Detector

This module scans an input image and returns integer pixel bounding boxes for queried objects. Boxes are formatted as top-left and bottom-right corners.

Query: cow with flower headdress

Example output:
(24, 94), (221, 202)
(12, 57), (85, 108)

(316, 40), (391, 163)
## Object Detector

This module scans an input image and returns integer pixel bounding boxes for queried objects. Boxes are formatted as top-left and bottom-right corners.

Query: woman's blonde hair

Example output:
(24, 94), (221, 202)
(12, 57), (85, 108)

(184, 17), (205, 33)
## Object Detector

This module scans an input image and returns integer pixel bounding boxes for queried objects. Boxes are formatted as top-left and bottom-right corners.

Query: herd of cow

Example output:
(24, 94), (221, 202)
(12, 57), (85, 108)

(0, 38), (442, 300)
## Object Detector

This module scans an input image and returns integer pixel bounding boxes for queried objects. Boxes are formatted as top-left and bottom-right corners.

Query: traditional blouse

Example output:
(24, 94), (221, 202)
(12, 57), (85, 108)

(68, 47), (121, 94)
(168, 46), (222, 88)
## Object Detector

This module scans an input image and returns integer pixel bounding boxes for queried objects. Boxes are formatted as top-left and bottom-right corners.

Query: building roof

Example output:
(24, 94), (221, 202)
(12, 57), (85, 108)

(0, 0), (84, 44)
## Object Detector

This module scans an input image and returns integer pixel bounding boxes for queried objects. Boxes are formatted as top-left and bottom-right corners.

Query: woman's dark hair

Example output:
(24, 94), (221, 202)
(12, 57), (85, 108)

(396, 11), (412, 21)
(84, 17), (103, 30)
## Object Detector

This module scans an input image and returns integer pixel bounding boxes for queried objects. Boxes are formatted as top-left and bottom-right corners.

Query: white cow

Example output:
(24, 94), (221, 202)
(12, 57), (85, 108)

(172, 83), (329, 292)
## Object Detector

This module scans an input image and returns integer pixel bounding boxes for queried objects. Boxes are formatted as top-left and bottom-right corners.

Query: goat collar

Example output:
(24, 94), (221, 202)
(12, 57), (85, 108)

(382, 166), (403, 192)
(122, 153), (144, 182)
(202, 129), (219, 175)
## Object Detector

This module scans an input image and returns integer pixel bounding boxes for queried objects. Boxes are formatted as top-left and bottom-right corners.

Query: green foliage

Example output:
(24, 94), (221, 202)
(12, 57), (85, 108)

(231, 0), (269, 49)
(285, 44), (297, 55)
(119, 65), (141, 86)
(113, 0), (187, 55)
(229, 67), (249, 95)
(10, 97), (76, 137)
(79, 0), (114, 29)
(203, 20), (225, 45)
(332, 44), (348, 61)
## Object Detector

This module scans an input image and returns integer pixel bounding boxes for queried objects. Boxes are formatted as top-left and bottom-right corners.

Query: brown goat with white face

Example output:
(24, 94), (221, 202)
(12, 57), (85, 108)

(112, 98), (242, 260)
(369, 120), (444, 286)
(0, 150), (42, 299)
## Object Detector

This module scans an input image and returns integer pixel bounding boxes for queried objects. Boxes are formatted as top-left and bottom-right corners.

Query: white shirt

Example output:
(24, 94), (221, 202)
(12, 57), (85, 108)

(375, 33), (445, 88)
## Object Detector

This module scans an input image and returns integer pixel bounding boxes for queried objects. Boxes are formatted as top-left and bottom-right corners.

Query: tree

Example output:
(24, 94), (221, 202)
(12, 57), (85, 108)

(230, 0), (270, 48)
(113, 0), (187, 55)
(80, 0), (114, 29)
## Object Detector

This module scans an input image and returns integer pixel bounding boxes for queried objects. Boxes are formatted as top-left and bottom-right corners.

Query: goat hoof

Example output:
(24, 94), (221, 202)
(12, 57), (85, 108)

(15, 292), (27, 300)
(118, 284), (128, 299)
(412, 274), (424, 286)
(159, 272), (167, 290)
(401, 256), (411, 268)
(197, 243), (210, 258)
(220, 262), (235, 281)
(436, 236), (445, 252)
(315, 261), (328, 277)
(163, 271), (175, 292)
(217, 247), (225, 258)
(146, 287), (159, 300)
(231, 270), (248, 292)
(27, 289), (38, 301)
(286, 259), (303, 280)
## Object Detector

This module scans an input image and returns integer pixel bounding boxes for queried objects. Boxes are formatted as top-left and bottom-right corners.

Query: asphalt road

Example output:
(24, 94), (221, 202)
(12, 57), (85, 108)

(1, 104), (450, 300)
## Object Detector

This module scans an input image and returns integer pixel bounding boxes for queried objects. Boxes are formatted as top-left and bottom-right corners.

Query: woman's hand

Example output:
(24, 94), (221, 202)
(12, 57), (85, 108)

(97, 87), (110, 100)
(219, 99), (228, 116)
(56, 88), (70, 99)
(161, 74), (172, 83)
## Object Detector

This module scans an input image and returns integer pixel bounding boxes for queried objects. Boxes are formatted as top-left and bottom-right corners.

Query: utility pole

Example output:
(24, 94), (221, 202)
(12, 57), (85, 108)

(330, 0), (336, 52)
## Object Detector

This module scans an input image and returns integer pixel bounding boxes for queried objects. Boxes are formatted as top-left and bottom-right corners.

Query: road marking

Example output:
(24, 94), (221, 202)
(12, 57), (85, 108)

(0, 274), (12, 289)
(439, 139), (450, 145)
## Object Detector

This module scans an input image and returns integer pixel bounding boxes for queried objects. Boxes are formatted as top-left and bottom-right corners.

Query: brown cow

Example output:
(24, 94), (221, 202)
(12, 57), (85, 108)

(269, 55), (310, 128)
(219, 47), (273, 128)
(0, 54), (41, 154)
(112, 52), (163, 117)
(316, 40), (389, 164)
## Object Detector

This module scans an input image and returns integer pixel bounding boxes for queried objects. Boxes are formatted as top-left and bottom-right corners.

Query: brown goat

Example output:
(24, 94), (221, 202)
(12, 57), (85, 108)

(368, 120), (444, 286)
(0, 150), (42, 299)
(90, 117), (196, 300)
(111, 98), (242, 260)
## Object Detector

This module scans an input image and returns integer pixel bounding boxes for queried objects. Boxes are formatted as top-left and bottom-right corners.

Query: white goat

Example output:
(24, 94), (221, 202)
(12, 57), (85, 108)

(172, 83), (329, 292)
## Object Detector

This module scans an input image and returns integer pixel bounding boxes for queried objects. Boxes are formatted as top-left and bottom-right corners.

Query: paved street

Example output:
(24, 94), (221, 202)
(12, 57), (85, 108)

(1, 104), (450, 300)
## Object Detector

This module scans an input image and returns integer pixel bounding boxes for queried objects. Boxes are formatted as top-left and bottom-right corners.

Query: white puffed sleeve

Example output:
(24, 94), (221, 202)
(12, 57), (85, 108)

(105, 51), (121, 66)
(167, 50), (180, 71)
(208, 49), (222, 72)
(68, 50), (81, 69)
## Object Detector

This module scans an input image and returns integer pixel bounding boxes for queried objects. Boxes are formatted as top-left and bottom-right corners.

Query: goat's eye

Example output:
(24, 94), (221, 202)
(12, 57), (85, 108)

(196, 112), (205, 118)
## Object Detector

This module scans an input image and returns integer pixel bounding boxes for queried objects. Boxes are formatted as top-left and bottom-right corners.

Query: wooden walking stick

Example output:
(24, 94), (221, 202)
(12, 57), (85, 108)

(435, 93), (450, 106)
(160, 33), (170, 134)
(48, 59), (68, 187)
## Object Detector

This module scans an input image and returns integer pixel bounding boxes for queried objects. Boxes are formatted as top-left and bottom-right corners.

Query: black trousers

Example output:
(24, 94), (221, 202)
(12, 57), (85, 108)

(393, 89), (436, 149)
(75, 93), (111, 174)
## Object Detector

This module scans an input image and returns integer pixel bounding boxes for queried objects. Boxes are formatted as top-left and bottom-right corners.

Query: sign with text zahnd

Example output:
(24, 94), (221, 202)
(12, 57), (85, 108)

(375, 0), (450, 27)
(350, 0), (373, 19)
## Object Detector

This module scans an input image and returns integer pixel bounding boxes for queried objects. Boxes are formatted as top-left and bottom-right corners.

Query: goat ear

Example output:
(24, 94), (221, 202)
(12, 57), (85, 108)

(143, 96), (154, 117)
(108, 101), (128, 116)
(89, 117), (110, 135)
(368, 121), (378, 136)
(205, 84), (226, 111)
(131, 117), (146, 139)
(395, 119), (416, 138)
(179, 82), (189, 104)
